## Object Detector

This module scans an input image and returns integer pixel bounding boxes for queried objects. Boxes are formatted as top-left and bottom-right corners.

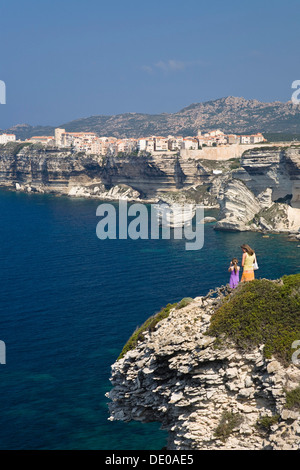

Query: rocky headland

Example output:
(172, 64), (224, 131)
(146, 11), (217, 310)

(107, 274), (300, 450)
(0, 142), (300, 236)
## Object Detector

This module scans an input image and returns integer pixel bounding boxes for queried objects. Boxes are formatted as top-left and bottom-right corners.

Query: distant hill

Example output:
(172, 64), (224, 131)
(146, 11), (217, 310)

(3, 96), (300, 140)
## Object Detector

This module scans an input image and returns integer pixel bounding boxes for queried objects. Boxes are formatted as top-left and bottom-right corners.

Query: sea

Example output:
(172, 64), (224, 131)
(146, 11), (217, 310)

(0, 189), (299, 450)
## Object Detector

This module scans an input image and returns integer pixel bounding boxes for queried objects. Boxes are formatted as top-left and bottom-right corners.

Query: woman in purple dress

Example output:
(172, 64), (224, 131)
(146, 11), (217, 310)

(228, 258), (240, 288)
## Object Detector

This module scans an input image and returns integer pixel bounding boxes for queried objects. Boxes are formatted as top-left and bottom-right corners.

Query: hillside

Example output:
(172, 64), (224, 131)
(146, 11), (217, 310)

(3, 96), (300, 140)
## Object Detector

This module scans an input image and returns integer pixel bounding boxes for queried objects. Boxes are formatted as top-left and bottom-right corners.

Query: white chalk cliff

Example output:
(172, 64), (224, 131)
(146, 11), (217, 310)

(215, 146), (300, 234)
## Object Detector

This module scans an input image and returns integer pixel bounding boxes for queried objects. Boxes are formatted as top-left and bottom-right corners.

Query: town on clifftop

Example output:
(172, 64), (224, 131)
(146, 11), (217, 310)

(0, 128), (266, 157)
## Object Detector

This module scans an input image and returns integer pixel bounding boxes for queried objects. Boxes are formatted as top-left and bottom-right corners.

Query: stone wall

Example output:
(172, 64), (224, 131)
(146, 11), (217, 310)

(180, 142), (294, 161)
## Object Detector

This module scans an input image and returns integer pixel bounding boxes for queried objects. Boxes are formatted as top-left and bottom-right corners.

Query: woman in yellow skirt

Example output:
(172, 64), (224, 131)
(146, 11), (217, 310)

(240, 244), (256, 282)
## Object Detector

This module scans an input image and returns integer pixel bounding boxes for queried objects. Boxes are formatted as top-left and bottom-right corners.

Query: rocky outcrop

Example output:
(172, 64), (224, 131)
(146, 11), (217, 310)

(235, 146), (300, 201)
(214, 146), (300, 233)
(107, 287), (300, 450)
(214, 176), (297, 233)
(67, 183), (142, 201)
(214, 176), (261, 231)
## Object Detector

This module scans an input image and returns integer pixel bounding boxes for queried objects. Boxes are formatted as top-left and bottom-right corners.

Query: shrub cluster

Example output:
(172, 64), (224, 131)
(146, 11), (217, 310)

(214, 410), (243, 442)
(207, 274), (300, 365)
(255, 414), (280, 434)
(117, 302), (177, 360)
(285, 386), (300, 410)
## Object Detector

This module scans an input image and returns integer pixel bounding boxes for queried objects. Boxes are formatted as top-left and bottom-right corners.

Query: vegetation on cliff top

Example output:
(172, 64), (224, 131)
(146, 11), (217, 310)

(118, 274), (300, 366)
(208, 274), (300, 365)
(117, 302), (177, 360)
(117, 297), (195, 360)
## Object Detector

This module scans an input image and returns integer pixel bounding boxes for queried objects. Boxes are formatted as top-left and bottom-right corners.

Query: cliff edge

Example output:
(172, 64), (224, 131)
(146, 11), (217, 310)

(107, 275), (300, 450)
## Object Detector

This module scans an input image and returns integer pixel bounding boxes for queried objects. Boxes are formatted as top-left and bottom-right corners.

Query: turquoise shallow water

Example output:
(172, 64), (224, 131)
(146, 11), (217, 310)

(0, 189), (299, 449)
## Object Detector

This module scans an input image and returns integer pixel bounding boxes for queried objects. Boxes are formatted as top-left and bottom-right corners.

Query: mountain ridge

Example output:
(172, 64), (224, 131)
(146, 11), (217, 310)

(2, 96), (300, 140)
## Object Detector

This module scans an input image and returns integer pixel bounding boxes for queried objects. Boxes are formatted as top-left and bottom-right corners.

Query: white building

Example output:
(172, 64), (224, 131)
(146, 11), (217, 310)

(0, 133), (16, 144)
(145, 138), (155, 153)
(227, 134), (239, 144)
(250, 133), (265, 144)
(54, 128), (65, 147)
(137, 138), (147, 151)
(168, 136), (183, 151)
(154, 137), (169, 151)
(181, 138), (199, 150)
(240, 135), (252, 144)
(137, 137), (156, 153)
(116, 138), (137, 154)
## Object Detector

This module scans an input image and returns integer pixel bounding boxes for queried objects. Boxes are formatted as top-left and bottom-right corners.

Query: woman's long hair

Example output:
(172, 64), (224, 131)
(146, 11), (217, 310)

(241, 244), (254, 256)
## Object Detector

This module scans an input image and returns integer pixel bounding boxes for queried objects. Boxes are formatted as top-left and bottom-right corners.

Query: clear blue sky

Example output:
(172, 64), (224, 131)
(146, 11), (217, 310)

(0, 0), (299, 128)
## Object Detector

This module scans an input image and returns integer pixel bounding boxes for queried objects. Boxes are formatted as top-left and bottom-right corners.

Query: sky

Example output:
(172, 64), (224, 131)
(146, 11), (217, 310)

(0, 0), (300, 128)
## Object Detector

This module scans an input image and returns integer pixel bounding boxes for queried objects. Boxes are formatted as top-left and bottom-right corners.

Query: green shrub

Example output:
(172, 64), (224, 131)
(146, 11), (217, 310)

(256, 414), (280, 434)
(229, 159), (241, 170)
(117, 303), (177, 360)
(214, 410), (243, 442)
(175, 297), (194, 309)
(285, 386), (300, 410)
(207, 274), (300, 365)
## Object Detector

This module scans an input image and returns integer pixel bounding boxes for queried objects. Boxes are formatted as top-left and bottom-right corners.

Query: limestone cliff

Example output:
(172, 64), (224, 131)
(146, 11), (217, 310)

(0, 143), (217, 203)
(1, 142), (300, 234)
(107, 277), (300, 450)
(215, 146), (300, 234)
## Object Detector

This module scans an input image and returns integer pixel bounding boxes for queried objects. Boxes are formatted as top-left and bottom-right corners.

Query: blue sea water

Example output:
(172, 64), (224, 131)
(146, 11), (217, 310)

(0, 189), (299, 450)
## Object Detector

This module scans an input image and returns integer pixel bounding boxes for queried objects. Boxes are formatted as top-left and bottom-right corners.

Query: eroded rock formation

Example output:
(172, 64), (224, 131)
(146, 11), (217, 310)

(215, 146), (300, 233)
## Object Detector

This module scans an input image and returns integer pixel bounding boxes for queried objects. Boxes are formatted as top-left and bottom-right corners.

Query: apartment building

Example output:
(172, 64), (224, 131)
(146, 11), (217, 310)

(137, 137), (155, 153)
(154, 136), (169, 151)
(181, 137), (199, 150)
(250, 133), (265, 143)
(116, 138), (138, 154)
(168, 136), (183, 151)
(227, 134), (239, 144)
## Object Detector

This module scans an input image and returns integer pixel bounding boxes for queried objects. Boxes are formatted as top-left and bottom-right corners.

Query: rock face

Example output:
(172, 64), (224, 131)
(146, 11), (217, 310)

(215, 146), (300, 233)
(236, 147), (300, 201)
(0, 144), (215, 202)
(1, 143), (300, 233)
(107, 290), (300, 450)
(214, 176), (261, 231)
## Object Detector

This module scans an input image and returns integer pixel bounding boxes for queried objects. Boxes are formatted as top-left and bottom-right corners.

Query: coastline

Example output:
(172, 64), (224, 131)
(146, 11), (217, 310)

(0, 142), (299, 237)
(1, 183), (299, 240)
(0, 187), (299, 450)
